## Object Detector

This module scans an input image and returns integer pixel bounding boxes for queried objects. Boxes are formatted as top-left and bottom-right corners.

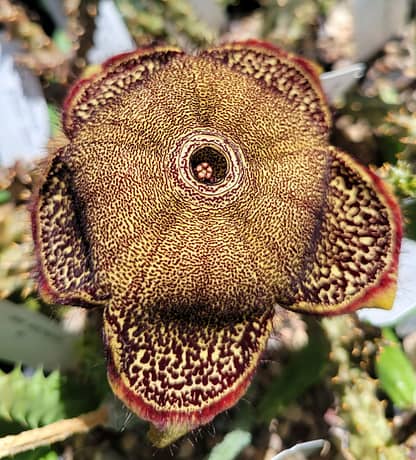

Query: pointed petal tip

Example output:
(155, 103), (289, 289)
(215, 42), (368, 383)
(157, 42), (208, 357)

(147, 423), (190, 448)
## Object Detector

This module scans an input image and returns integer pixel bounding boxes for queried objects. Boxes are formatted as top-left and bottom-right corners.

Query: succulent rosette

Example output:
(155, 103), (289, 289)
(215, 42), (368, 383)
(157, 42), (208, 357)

(31, 41), (402, 446)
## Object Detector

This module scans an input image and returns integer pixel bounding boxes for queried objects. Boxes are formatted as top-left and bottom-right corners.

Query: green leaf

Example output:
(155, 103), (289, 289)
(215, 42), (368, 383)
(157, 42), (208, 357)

(257, 320), (330, 421)
(207, 430), (251, 460)
(47, 104), (61, 137)
(0, 191), (11, 205)
(52, 29), (72, 54)
(0, 367), (66, 429)
(11, 447), (58, 460)
(379, 85), (400, 105)
(403, 199), (416, 240)
(375, 328), (416, 409)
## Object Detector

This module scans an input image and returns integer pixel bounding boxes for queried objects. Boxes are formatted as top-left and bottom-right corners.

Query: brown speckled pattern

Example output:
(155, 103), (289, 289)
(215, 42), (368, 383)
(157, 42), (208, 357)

(293, 148), (393, 313)
(34, 153), (109, 306)
(105, 300), (273, 421)
(31, 41), (402, 443)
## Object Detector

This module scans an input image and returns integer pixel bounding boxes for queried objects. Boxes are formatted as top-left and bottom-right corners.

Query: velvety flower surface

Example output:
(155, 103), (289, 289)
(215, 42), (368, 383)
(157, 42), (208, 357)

(31, 41), (402, 446)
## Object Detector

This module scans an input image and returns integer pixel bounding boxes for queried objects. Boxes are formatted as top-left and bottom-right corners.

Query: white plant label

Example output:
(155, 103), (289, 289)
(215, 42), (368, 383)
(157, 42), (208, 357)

(351, 0), (410, 61)
(358, 238), (416, 329)
(320, 63), (365, 102)
(0, 36), (49, 167)
(87, 0), (136, 64)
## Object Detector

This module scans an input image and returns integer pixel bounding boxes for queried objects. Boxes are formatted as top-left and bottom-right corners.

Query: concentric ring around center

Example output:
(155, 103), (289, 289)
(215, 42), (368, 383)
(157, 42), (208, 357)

(174, 130), (245, 198)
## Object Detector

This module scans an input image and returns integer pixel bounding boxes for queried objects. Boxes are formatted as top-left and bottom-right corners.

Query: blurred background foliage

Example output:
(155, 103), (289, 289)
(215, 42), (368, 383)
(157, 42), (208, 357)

(0, 0), (415, 459)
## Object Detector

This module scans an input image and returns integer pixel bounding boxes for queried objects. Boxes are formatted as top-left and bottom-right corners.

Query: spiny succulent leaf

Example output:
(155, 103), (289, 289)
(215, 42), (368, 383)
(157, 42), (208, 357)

(323, 317), (410, 459)
(207, 430), (252, 460)
(380, 160), (416, 199)
(375, 328), (416, 409)
(378, 161), (416, 238)
(343, 374), (409, 459)
(0, 164), (38, 300)
(0, 367), (65, 428)
(31, 42), (402, 443)
(386, 111), (416, 145)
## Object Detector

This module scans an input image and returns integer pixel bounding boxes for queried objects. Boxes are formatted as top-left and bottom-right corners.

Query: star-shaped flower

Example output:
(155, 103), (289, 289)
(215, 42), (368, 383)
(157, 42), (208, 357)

(31, 41), (402, 447)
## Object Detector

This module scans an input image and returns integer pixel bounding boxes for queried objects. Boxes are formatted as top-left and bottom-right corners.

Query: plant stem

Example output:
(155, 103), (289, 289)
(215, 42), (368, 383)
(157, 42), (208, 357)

(0, 405), (109, 458)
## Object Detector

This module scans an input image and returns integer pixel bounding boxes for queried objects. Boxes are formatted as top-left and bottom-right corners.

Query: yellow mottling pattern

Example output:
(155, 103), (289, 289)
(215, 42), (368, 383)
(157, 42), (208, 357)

(293, 148), (395, 313)
(203, 44), (331, 136)
(35, 154), (109, 305)
(59, 55), (333, 310)
(105, 301), (273, 413)
(64, 47), (183, 136)
(32, 44), (400, 432)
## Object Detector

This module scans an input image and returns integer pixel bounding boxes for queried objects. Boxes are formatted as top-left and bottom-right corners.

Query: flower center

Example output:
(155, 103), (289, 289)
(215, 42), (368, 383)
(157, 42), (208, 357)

(190, 147), (228, 185)
(171, 129), (246, 202)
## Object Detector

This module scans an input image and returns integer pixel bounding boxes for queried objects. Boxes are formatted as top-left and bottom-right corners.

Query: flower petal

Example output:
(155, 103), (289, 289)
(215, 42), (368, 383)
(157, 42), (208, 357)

(31, 152), (109, 306)
(104, 299), (274, 445)
(63, 46), (183, 138)
(202, 40), (331, 136)
(31, 41), (403, 446)
(290, 147), (402, 315)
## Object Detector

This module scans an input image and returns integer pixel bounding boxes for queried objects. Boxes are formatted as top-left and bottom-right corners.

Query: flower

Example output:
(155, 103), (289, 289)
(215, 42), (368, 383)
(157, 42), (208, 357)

(31, 41), (402, 446)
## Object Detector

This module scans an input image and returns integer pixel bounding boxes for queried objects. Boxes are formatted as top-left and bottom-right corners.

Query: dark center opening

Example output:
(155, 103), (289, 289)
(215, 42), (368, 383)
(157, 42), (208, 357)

(190, 147), (228, 185)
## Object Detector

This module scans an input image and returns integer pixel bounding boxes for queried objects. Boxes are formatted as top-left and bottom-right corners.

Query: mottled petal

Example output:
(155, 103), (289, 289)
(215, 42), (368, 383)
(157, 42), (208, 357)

(290, 147), (402, 314)
(202, 40), (331, 136)
(104, 299), (274, 446)
(31, 41), (403, 446)
(31, 152), (109, 306)
(63, 45), (183, 138)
